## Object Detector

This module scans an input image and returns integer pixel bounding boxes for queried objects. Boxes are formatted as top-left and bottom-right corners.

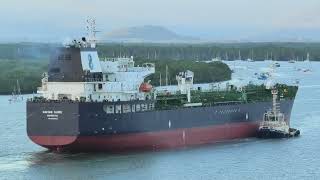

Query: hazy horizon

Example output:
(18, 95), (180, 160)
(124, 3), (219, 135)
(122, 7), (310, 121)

(1, 0), (320, 42)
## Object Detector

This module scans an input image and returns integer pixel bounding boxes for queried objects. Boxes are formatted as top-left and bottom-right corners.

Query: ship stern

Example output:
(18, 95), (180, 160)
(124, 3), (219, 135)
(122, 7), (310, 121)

(27, 101), (79, 151)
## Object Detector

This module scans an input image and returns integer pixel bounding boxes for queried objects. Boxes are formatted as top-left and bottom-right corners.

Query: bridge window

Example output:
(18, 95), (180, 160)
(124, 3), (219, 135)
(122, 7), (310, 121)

(131, 104), (135, 112)
(65, 54), (71, 60)
(58, 54), (71, 61)
(98, 84), (103, 90)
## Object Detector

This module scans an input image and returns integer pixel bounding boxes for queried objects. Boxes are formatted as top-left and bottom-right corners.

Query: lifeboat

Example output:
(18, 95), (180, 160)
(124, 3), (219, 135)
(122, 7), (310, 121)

(139, 83), (152, 92)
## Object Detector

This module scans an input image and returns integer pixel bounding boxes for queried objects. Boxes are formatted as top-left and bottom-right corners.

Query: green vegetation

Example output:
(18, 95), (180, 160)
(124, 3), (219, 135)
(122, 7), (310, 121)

(0, 42), (312, 94)
(0, 59), (47, 94)
(0, 43), (55, 60)
(1, 42), (320, 61)
(0, 58), (231, 94)
(97, 42), (320, 61)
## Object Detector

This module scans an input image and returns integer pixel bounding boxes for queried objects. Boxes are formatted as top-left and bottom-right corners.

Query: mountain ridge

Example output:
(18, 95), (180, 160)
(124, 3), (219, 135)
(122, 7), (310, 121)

(104, 25), (199, 43)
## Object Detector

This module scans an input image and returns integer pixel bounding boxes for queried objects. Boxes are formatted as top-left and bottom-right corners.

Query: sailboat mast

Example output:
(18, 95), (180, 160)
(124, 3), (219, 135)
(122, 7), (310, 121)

(251, 50), (254, 60)
(17, 80), (21, 95)
(12, 86), (16, 96)
(165, 65), (168, 86)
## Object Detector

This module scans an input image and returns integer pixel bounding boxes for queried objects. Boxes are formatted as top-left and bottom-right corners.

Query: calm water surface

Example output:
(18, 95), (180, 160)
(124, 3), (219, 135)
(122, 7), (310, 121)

(0, 61), (319, 180)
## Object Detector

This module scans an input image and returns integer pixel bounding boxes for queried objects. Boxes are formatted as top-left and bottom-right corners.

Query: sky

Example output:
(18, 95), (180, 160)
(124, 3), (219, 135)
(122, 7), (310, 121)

(1, 0), (320, 42)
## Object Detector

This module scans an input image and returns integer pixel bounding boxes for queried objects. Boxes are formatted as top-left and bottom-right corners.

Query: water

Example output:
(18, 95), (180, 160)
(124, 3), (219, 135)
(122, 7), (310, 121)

(1, 61), (320, 180)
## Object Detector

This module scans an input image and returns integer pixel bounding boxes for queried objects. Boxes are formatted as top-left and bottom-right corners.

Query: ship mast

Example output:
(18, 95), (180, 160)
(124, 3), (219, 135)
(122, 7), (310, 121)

(266, 60), (277, 89)
(267, 63), (281, 120)
(86, 18), (98, 48)
(251, 49), (254, 60)
(271, 89), (280, 116)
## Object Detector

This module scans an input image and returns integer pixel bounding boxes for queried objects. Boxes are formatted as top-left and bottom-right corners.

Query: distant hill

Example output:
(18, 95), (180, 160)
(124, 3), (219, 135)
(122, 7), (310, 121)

(104, 25), (199, 43)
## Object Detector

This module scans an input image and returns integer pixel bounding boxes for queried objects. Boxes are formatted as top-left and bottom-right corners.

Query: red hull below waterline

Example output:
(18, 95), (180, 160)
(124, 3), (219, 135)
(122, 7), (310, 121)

(29, 122), (259, 152)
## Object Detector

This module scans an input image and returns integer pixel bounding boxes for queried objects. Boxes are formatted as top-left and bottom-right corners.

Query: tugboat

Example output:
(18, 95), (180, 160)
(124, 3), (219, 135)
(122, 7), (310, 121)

(257, 89), (300, 138)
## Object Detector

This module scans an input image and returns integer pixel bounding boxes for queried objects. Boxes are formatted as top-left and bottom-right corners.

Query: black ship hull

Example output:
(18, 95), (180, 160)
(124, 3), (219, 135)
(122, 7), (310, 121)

(257, 129), (289, 138)
(27, 100), (295, 152)
(257, 128), (300, 139)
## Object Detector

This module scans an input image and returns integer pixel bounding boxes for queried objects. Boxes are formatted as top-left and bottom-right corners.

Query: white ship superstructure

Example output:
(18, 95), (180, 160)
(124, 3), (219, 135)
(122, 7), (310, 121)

(38, 54), (154, 102)
(37, 19), (155, 102)
(259, 89), (290, 134)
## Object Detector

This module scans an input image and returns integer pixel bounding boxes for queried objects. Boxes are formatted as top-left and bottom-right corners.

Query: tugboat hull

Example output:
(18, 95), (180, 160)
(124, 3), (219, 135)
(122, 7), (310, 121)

(257, 129), (289, 138)
(257, 128), (300, 139)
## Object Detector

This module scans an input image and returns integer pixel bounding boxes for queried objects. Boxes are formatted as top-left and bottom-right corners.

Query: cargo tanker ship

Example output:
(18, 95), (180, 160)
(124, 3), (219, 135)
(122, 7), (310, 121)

(26, 20), (298, 152)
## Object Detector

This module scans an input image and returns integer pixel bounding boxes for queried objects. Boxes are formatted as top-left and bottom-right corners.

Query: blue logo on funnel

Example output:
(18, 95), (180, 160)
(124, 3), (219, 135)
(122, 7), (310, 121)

(88, 54), (94, 70)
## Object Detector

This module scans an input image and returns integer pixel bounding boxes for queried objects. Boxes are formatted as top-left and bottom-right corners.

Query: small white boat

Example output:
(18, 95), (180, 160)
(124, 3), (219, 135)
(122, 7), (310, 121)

(211, 57), (221, 62)
(288, 59), (295, 63)
(274, 62), (280, 67)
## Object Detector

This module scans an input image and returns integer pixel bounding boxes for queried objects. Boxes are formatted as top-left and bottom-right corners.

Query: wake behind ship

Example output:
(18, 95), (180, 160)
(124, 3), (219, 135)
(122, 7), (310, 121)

(27, 20), (298, 152)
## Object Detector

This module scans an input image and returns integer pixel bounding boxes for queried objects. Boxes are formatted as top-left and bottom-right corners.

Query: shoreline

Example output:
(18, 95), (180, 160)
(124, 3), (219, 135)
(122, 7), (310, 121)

(0, 91), (35, 96)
